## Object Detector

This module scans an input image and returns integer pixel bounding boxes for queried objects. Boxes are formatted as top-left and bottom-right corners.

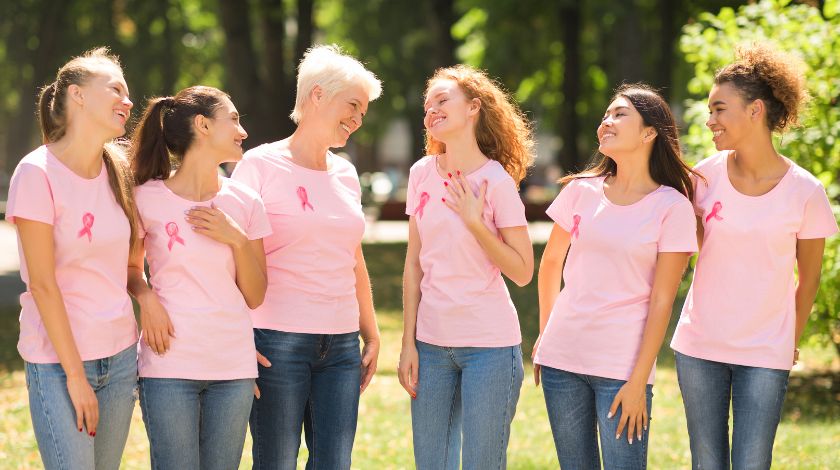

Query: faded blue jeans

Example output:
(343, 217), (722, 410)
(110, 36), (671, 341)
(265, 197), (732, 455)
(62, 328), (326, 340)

(540, 366), (653, 470)
(25, 344), (137, 470)
(249, 329), (362, 470)
(139, 377), (254, 470)
(675, 351), (790, 470)
(410, 341), (524, 470)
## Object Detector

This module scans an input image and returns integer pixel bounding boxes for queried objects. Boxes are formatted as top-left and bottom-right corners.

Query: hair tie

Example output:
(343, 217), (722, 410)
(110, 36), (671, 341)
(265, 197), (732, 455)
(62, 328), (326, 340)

(160, 96), (177, 108)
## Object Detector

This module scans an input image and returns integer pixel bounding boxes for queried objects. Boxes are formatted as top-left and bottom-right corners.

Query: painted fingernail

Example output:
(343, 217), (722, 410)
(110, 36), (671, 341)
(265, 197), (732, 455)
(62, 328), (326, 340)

(447, 173), (452, 178)
(89, 431), (95, 437)
(457, 170), (461, 176)
(607, 411), (613, 418)
(615, 434), (620, 439)
(441, 198), (446, 202)
(79, 428), (83, 432)
(629, 437), (633, 444)
(444, 181), (448, 186)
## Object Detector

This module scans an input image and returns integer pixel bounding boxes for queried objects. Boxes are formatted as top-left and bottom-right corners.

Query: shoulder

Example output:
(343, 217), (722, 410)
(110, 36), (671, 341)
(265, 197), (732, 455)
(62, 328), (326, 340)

(222, 176), (263, 202)
(786, 160), (824, 193)
(561, 176), (601, 196)
(656, 185), (694, 210)
(133, 179), (164, 200)
(329, 152), (358, 174)
(693, 151), (727, 173)
(409, 155), (436, 174)
(13, 146), (50, 175)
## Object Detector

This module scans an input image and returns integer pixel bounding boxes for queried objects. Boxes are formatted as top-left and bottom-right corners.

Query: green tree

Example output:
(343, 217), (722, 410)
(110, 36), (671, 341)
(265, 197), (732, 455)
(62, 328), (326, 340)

(679, 0), (840, 355)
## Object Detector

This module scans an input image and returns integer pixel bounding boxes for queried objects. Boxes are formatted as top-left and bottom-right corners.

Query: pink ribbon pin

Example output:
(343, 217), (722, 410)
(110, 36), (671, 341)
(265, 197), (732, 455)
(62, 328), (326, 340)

(570, 214), (581, 239)
(414, 192), (430, 219)
(297, 186), (314, 211)
(705, 201), (723, 223)
(77, 212), (94, 242)
(166, 222), (185, 251)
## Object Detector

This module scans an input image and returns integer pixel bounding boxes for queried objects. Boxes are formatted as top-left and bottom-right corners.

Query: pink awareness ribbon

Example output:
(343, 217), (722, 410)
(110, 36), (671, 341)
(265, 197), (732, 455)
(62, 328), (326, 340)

(570, 214), (581, 239)
(77, 212), (94, 242)
(414, 192), (430, 219)
(166, 222), (185, 251)
(297, 186), (314, 211)
(705, 201), (723, 223)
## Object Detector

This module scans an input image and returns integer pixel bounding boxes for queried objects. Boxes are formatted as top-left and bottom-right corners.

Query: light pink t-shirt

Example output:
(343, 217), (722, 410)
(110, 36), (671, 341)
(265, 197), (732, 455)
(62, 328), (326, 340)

(135, 178), (271, 380)
(534, 176), (697, 384)
(671, 152), (839, 370)
(231, 144), (365, 334)
(5, 145), (137, 363)
(405, 156), (527, 347)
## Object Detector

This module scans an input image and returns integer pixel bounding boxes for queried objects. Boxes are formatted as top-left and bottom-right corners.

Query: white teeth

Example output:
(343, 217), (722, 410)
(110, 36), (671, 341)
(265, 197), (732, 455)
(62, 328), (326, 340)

(341, 124), (351, 133)
(432, 117), (445, 127)
(713, 130), (723, 137)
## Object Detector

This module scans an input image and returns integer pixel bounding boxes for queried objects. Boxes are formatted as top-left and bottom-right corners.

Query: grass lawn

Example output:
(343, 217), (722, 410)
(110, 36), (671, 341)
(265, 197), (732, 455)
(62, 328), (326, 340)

(1, 243), (838, 468)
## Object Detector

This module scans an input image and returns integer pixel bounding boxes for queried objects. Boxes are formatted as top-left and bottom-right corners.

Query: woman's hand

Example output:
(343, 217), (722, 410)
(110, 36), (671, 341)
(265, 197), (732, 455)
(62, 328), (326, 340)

(608, 380), (649, 444)
(532, 333), (543, 386)
(138, 292), (175, 355)
(253, 351), (271, 399)
(443, 171), (488, 230)
(66, 374), (98, 435)
(185, 204), (248, 248)
(398, 342), (419, 399)
(360, 337), (380, 393)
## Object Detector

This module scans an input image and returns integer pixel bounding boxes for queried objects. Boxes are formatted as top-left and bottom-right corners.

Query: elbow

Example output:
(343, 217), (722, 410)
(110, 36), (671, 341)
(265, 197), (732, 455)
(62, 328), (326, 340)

(511, 269), (534, 287)
(29, 279), (60, 303)
(245, 291), (266, 310)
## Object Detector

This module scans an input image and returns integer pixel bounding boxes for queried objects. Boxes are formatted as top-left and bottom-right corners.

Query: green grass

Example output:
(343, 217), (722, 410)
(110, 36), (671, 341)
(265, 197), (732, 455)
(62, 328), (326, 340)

(1, 243), (838, 468)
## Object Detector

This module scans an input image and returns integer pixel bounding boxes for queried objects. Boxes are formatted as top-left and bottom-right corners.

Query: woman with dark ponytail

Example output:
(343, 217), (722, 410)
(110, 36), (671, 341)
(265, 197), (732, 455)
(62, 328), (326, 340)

(671, 44), (838, 469)
(534, 84), (699, 469)
(127, 86), (271, 469)
(5, 48), (138, 469)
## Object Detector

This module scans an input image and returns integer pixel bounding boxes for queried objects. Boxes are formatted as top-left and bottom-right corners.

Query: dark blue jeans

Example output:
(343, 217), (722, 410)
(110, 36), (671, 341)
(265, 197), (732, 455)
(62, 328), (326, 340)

(250, 329), (361, 470)
(541, 366), (653, 470)
(675, 351), (790, 470)
(139, 378), (254, 470)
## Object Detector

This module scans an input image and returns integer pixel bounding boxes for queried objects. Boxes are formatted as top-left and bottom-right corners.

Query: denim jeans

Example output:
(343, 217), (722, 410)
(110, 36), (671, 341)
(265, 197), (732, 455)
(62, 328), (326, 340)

(410, 341), (524, 470)
(540, 366), (653, 470)
(139, 377), (254, 470)
(24, 344), (137, 470)
(250, 329), (361, 470)
(675, 351), (790, 470)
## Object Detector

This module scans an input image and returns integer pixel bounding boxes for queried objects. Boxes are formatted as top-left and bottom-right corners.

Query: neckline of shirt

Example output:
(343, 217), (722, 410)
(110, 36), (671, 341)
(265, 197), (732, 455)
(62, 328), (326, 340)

(269, 144), (340, 175)
(721, 150), (794, 200)
(154, 177), (224, 204)
(432, 155), (495, 181)
(598, 175), (666, 208)
(44, 145), (107, 182)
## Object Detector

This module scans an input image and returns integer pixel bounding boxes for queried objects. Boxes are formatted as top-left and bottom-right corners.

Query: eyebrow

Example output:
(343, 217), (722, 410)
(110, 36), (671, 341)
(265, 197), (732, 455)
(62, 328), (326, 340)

(605, 105), (631, 113)
(423, 91), (447, 108)
(709, 100), (726, 107)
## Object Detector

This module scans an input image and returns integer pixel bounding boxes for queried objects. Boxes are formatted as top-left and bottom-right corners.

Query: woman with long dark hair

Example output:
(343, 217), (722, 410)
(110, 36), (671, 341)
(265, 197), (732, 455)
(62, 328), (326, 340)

(5, 47), (138, 469)
(534, 84), (699, 469)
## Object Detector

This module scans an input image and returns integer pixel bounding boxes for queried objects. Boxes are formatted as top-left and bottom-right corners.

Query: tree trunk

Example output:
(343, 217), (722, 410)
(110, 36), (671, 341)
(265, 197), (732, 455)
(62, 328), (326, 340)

(559, 2), (582, 174)
(258, 0), (293, 138)
(615, 1), (646, 84)
(425, 0), (457, 67)
(658, 0), (678, 99)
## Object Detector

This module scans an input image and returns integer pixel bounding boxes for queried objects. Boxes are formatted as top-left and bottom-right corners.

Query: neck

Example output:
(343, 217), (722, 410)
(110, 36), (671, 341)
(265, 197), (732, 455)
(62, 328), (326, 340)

(48, 124), (111, 177)
(288, 122), (331, 170)
(167, 145), (223, 200)
(609, 149), (656, 191)
(731, 131), (780, 177)
(438, 130), (486, 174)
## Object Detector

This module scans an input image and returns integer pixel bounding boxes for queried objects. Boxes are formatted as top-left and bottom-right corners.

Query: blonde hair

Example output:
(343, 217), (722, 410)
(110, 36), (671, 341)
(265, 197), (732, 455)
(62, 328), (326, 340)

(425, 65), (535, 185)
(38, 47), (138, 244)
(290, 44), (382, 124)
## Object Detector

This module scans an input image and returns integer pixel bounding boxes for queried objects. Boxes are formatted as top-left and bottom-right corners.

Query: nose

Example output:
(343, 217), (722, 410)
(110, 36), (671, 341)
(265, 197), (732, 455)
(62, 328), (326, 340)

(239, 125), (248, 140)
(705, 114), (715, 129)
(123, 96), (133, 110)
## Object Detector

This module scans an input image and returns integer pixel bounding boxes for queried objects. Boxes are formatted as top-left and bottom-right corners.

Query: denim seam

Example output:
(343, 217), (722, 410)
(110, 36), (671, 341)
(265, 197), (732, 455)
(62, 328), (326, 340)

(32, 365), (67, 469)
(140, 381), (161, 470)
(308, 397), (318, 467)
(494, 347), (516, 470)
(443, 373), (458, 470)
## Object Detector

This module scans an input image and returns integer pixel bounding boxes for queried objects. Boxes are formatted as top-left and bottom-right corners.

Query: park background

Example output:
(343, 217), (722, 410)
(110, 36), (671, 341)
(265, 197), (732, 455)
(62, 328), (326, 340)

(0, 0), (838, 467)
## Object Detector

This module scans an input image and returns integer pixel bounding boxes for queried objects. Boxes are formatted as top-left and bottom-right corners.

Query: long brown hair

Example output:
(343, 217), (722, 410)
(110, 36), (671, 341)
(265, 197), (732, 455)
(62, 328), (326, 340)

(37, 47), (138, 243)
(424, 65), (535, 186)
(130, 86), (230, 186)
(562, 83), (702, 201)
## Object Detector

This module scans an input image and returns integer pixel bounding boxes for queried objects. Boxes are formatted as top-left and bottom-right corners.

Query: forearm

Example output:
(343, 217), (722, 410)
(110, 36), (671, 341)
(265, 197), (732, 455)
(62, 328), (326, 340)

(232, 241), (267, 308)
(354, 253), (379, 343)
(467, 222), (531, 285)
(30, 283), (85, 377)
(794, 275), (821, 345)
(627, 301), (672, 385)
(537, 257), (564, 334)
(402, 262), (422, 345)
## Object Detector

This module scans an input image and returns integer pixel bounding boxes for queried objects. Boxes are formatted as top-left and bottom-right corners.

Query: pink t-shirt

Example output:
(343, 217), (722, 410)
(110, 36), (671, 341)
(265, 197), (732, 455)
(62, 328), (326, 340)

(405, 156), (527, 347)
(231, 144), (365, 334)
(671, 152), (839, 370)
(534, 176), (697, 384)
(135, 178), (272, 379)
(5, 145), (137, 363)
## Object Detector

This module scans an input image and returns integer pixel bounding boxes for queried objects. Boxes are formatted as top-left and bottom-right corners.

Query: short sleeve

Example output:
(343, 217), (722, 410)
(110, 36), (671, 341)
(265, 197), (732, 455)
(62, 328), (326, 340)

(231, 156), (264, 196)
(546, 181), (576, 232)
(5, 163), (55, 225)
(658, 198), (699, 253)
(798, 184), (839, 239)
(405, 163), (420, 216)
(691, 172), (707, 217)
(246, 195), (273, 240)
(489, 176), (527, 228)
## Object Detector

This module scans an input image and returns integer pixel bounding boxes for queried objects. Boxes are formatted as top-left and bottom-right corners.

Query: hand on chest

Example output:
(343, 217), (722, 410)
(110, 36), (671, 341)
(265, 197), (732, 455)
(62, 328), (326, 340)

(413, 179), (494, 234)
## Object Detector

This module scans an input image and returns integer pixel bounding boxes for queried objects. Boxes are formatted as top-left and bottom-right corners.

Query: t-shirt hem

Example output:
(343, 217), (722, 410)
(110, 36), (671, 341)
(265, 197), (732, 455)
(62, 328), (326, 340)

(533, 359), (653, 385)
(671, 343), (792, 371)
(416, 334), (522, 348)
(20, 336), (138, 364)
(251, 322), (360, 335)
(138, 372), (258, 380)
(4, 212), (54, 225)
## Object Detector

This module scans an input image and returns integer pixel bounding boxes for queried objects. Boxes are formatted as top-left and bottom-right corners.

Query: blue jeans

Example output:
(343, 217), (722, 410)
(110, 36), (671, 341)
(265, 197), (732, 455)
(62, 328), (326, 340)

(411, 341), (524, 470)
(540, 366), (653, 470)
(250, 329), (361, 470)
(25, 344), (137, 470)
(139, 377), (254, 470)
(675, 351), (790, 470)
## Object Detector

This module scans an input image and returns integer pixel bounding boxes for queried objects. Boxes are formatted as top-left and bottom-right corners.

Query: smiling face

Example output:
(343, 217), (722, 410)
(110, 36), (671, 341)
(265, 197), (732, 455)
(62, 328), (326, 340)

(205, 97), (248, 163)
(706, 82), (759, 151)
(308, 83), (369, 148)
(596, 96), (653, 159)
(74, 64), (133, 139)
(423, 79), (479, 143)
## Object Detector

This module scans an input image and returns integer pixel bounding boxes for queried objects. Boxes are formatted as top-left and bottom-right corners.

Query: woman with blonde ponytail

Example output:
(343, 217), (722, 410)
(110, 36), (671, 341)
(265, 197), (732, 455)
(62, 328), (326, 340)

(4, 48), (139, 469)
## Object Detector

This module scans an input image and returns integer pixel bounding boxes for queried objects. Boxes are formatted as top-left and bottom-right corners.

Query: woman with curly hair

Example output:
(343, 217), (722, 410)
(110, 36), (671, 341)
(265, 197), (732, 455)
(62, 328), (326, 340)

(671, 44), (838, 470)
(533, 84), (699, 470)
(398, 65), (535, 469)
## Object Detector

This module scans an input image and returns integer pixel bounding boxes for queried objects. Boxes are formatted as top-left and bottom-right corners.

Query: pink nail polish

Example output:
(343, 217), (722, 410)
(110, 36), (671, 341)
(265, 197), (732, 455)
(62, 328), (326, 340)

(447, 173), (452, 178)
(457, 170), (461, 176)
(444, 181), (448, 186)
(441, 198), (446, 202)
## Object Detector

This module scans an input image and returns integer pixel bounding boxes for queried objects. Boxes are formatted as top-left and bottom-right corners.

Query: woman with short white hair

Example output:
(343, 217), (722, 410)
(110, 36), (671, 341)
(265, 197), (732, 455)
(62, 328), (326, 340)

(232, 44), (382, 470)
